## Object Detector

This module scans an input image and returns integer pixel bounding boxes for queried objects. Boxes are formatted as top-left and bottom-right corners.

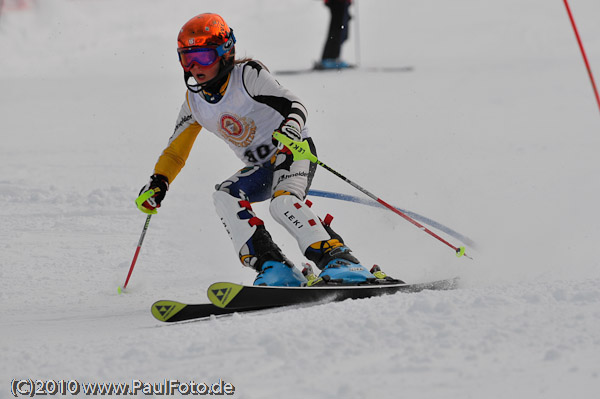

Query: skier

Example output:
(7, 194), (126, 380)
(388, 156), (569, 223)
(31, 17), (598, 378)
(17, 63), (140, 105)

(315, 0), (352, 70)
(136, 13), (379, 287)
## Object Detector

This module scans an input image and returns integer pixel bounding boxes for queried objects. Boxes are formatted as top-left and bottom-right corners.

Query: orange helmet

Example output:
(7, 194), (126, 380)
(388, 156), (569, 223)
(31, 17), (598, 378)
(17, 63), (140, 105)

(176, 13), (236, 92)
(178, 13), (234, 51)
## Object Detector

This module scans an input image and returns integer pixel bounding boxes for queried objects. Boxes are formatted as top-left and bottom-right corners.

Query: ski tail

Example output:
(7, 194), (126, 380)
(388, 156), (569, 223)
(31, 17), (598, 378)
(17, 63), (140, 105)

(207, 282), (245, 308)
(151, 300), (188, 322)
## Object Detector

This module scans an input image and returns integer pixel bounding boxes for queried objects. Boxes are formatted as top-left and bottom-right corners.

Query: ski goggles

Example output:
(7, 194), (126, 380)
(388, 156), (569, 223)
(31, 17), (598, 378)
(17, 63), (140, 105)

(178, 31), (236, 71)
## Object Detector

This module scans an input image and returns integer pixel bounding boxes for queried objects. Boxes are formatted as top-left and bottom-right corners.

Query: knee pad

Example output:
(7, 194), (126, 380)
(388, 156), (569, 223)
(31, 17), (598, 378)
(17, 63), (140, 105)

(269, 194), (330, 254)
(272, 142), (316, 199)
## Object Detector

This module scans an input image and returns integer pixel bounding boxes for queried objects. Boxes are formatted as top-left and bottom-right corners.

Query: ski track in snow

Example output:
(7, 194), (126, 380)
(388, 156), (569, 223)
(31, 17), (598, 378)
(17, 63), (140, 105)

(2, 0), (600, 398)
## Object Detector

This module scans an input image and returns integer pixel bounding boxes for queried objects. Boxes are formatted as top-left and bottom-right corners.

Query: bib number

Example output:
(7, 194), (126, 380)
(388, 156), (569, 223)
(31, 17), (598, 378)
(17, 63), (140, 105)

(244, 144), (272, 163)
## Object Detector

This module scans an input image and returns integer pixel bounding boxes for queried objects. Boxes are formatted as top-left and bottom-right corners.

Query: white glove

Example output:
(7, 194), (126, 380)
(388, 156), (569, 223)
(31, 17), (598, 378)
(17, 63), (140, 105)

(275, 118), (302, 143)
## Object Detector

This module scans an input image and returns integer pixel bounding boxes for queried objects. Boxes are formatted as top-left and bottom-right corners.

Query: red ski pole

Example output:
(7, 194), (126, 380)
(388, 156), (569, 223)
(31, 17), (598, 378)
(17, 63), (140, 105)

(119, 214), (152, 293)
(563, 0), (600, 114)
(274, 132), (471, 259)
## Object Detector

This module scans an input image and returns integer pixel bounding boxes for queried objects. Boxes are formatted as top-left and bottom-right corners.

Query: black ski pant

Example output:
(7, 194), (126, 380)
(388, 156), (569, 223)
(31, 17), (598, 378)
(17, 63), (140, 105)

(321, 2), (351, 60)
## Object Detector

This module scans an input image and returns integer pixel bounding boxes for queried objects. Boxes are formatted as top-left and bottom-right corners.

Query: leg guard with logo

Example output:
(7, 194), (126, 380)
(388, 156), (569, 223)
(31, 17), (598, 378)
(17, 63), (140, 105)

(269, 194), (330, 255)
(213, 190), (291, 271)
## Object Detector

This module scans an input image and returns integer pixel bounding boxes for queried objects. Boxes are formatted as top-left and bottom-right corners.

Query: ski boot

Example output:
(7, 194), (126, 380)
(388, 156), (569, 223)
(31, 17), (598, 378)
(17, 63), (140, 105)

(314, 58), (352, 70)
(303, 214), (376, 285)
(305, 243), (376, 286)
(318, 254), (376, 285)
(254, 261), (307, 287)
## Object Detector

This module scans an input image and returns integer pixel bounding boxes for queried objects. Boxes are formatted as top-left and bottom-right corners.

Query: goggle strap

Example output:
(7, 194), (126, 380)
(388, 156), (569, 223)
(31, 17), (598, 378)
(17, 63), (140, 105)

(216, 29), (236, 57)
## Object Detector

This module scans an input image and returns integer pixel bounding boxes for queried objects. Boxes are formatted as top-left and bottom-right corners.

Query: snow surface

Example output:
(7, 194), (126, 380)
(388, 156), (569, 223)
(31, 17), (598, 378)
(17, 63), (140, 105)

(2, 0), (600, 397)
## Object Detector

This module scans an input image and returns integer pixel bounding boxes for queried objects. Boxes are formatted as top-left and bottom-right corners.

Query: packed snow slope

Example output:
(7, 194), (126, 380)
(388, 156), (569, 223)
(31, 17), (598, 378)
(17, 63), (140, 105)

(2, 0), (600, 398)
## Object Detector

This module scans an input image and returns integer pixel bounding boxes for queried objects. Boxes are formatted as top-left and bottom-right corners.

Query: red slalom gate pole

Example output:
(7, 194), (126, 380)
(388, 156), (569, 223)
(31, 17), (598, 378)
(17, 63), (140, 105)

(563, 0), (600, 114)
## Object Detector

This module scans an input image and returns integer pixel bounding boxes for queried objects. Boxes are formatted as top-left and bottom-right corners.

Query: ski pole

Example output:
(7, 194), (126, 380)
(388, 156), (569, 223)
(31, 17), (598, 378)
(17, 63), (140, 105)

(119, 213), (152, 293)
(273, 132), (471, 259)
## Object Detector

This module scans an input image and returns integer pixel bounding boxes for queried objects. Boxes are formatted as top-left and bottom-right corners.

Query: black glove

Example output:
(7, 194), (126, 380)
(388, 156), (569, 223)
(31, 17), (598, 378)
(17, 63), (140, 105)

(135, 174), (169, 214)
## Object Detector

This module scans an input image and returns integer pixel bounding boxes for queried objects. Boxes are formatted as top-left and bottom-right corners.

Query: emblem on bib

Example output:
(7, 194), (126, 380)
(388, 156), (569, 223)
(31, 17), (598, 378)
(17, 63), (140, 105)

(219, 113), (256, 147)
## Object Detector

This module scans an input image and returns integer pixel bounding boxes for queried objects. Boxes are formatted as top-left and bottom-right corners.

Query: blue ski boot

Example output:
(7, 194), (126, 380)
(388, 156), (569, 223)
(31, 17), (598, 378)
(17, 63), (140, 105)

(305, 241), (376, 285)
(254, 261), (307, 287)
(303, 214), (377, 285)
(314, 59), (352, 70)
(316, 247), (375, 285)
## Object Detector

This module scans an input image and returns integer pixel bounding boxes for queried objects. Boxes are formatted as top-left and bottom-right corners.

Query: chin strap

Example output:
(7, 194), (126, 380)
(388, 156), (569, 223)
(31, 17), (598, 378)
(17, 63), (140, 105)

(183, 71), (203, 93)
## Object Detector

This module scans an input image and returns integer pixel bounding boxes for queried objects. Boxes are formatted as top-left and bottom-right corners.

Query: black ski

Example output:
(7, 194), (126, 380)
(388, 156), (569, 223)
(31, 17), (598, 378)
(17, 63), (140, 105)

(208, 278), (458, 310)
(151, 277), (459, 323)
(151, 300), (270, 323)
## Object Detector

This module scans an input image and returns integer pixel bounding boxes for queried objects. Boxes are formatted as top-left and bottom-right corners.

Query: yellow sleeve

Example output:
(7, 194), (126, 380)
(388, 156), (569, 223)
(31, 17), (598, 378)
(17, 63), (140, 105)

(154, 95), (202, 182)
(154, 123), (202, 182)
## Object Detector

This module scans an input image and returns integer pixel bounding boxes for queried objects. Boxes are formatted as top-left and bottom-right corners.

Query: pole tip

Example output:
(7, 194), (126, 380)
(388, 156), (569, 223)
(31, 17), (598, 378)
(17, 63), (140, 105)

(456, 246), (474, 260)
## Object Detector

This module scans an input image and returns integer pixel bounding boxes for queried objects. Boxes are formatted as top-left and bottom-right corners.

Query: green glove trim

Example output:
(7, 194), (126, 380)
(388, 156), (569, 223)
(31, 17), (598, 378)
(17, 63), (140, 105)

(135, 189), (158, 214)
(273, 131), (318, 163)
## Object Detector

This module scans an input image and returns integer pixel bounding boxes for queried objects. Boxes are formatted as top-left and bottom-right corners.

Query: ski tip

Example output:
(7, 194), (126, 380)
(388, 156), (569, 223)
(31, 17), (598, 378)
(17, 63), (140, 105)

(117, 286), (123, 295)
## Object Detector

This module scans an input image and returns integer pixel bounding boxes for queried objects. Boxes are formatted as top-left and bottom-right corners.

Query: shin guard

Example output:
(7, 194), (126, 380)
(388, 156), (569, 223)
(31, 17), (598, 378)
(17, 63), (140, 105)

(269, 194), (330, 254)
(213, 191), (289, 270)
